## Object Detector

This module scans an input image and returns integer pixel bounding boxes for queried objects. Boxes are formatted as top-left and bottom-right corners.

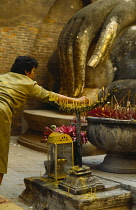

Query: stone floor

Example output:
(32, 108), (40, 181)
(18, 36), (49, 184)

(1, 136), (136, 209)
(0, 136), (46, 210)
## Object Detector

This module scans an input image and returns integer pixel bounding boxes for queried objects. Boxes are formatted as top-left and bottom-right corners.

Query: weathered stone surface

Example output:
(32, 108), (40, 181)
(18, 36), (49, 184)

(86, 117), (136, 173)
(23, 109), (74, 132)
(99, 153), (136, 174)
(58, 165), (105, 195)
(20, 176), (132, 210)
(51, 0), (136, 98)
(87, 117), (136, 153)
(0, 0), (56, 26)
(18, 129), (48, 153)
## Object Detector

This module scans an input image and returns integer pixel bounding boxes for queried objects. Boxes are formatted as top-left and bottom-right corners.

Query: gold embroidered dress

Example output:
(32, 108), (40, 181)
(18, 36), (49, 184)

(0, 72), (58, 174)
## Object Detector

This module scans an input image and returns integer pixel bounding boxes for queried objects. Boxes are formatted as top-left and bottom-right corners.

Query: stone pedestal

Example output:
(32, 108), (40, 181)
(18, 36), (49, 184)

(22, 109), (75, 133)
(58, 165), (105, 195)
(20, 175), (132, 210)
(99, 152), (136, 174)
(87, 117), (136, 173)
(18, 110), (105, 156)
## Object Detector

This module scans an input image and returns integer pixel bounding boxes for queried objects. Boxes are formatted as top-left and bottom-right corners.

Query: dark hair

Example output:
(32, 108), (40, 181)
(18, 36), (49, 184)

(10, 56), (38, 75)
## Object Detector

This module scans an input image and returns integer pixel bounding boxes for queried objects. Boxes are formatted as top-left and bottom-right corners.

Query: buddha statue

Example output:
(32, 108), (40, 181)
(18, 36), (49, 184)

(47, 0), (136, 105)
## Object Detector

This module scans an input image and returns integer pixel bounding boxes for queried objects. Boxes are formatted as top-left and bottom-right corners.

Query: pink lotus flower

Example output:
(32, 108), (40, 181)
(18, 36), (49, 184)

(43, 125), (88, 144)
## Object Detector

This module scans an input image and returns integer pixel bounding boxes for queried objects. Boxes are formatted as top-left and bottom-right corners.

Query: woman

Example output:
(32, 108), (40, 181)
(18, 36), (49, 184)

(0, 56), (88, 188)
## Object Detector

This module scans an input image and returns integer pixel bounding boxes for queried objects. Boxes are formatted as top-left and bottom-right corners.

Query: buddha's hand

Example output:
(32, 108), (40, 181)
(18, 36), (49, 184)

(58, 0), (136, 97)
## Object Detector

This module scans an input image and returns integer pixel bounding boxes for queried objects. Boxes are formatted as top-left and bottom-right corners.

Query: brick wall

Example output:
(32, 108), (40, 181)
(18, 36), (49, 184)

(0, 0), (84, 135)
(0, 22), (40, 74)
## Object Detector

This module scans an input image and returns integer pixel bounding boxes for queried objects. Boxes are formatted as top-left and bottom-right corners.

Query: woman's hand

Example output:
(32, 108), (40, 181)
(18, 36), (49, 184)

(77, 96), (89, 105)
(57, 94), (89, 106)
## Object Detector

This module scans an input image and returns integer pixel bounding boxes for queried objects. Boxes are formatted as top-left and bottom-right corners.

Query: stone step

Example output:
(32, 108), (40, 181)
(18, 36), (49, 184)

(23, 109), (75, 133)
(18, 109), (105, 156)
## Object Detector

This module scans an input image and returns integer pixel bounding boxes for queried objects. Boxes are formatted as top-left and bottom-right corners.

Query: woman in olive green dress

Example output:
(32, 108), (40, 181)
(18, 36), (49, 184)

(0, 56), (88, 189)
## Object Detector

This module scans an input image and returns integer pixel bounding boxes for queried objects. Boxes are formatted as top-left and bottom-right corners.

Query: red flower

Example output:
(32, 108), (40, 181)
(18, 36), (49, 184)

(43, 125), (88, 144)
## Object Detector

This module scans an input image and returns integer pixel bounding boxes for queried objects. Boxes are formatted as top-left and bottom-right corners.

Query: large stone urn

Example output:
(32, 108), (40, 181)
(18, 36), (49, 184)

(86, 117), (136, 174)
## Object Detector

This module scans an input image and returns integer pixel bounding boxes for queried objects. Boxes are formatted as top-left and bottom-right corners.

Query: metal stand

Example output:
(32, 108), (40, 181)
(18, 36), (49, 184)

(76, 112), (82, 167)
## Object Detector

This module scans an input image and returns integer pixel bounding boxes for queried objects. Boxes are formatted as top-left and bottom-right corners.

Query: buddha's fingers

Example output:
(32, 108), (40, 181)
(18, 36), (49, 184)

(72, 9), (116, 96)
(88, 18), (118, 68)
(58, 0), (136, 96)
(88, 0), (136, 68)
(58, 19), (75, 95)
(58, 0), (119, 96)
(58, 18), (84, 96)
(69, 0), (119, 96)
(65, 18), (84, 96)
(73, 26), (92, 97)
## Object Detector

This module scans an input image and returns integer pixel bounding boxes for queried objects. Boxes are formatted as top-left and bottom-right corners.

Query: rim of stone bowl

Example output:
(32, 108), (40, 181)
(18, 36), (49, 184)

(86, 117), (136, 125)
